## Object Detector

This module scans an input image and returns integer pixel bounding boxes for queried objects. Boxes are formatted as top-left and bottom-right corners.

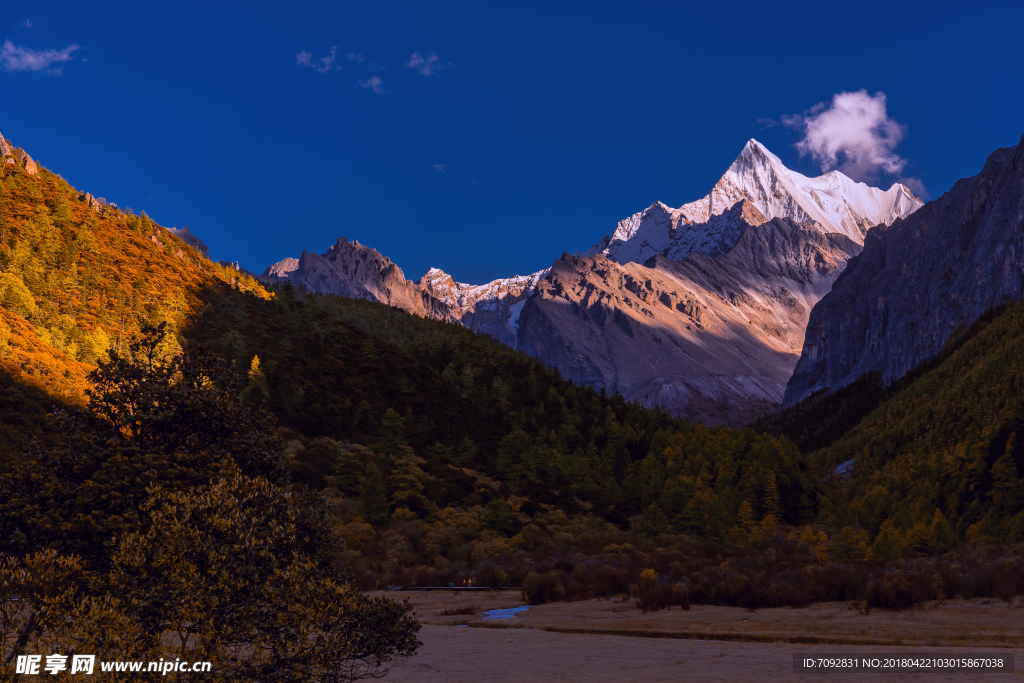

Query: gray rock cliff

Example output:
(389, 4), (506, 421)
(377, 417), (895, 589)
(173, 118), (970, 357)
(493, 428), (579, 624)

(784, 134), (1024, 407)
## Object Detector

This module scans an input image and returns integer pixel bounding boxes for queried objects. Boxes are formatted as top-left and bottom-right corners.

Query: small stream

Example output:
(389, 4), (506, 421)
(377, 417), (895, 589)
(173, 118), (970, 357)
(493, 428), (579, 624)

(481, 606), (530, 620)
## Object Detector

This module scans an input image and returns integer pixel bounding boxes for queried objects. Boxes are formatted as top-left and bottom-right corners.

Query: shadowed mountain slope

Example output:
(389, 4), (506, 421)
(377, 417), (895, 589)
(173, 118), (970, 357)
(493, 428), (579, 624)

(517, 213), (861, 425)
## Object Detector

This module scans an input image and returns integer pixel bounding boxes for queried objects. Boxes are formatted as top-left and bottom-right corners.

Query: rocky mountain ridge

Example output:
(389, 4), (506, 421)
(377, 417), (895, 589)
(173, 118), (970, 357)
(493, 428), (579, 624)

(434, 139), (922, 344)
(784, 133), (1024, 407)
(260, 237), (456, 322)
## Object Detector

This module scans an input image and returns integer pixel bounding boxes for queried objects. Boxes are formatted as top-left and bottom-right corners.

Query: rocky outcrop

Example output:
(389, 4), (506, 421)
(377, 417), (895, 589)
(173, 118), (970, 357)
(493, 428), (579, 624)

(0, 131), (38, 176)
(167, 226), (210, 259)
(419, 268), (548, 346)
(784, 134), (1024, 407)
(261, 237), (457, 322)
(79, 192), (105, 212)
(263, 257), (299, 279)
(517, 216), (861, 425)
(13, 149), (38, 176)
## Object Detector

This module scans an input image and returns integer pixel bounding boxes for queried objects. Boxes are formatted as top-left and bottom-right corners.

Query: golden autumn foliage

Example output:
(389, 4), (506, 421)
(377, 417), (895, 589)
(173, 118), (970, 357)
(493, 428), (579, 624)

(0, 156), (268, 459)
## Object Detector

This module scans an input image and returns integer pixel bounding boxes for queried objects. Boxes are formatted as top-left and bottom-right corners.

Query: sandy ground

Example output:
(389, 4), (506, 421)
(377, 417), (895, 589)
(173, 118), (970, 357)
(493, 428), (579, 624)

(374, 590), (1023, 682)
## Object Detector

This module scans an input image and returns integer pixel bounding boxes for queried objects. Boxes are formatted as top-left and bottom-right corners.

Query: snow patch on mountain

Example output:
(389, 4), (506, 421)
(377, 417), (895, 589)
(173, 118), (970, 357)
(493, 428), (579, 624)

(507, 299), (527, 335)
(419, 267), (548, 347)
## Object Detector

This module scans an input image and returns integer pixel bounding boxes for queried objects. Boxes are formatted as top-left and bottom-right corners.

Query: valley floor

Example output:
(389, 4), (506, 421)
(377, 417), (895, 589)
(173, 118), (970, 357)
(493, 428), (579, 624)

(378, 591), (1024, 682)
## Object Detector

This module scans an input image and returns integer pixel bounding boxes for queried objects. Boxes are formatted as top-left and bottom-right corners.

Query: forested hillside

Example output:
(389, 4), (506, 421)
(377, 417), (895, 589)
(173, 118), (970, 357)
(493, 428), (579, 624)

(798, 299), (1024, 545)
(0, 144), (265, 459)
(186, 281), (816, 534)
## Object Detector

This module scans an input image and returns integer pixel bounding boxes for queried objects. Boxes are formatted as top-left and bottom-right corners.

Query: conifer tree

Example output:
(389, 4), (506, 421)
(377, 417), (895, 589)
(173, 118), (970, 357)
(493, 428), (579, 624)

(640, 503), (668, 536)
(929, 509), (957, 553)
(867, 521), (904, 562)
(737, 499), (756, 531)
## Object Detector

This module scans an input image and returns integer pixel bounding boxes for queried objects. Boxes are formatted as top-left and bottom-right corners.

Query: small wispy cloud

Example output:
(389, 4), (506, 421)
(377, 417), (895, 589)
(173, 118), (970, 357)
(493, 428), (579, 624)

(1, 40), (79, 73)
(433, 164), (445, 173)
(405, 51), (443, 76)
(348, 52), (365, 63)
(361, 75), (384, 93)
(778, 90), (909, 183)
(296, 46), (340, 73)
(22, 20), (32, 28)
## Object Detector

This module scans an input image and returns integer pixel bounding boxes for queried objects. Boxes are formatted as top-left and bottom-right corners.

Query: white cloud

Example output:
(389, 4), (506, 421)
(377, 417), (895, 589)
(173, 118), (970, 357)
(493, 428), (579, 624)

(348, 52), (365, 63)
(406, 51), (443, 76)
(1, 40), (79, 73)
(433, 164), (445, 173)
(361, 75), (384, 93)
(783, 90), (908, 182)
(297, 47), (340, 73)
(22, 20), (32, 28)
(317, 47), (339, 72)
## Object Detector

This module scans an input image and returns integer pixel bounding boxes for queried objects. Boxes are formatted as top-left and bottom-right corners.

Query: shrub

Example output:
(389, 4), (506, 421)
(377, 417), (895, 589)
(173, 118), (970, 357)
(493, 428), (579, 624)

(672, 579), (692, 610)
(866, 568), (940, 610)
(573, 563), (632, 598)
(290, 460), (327, 491)
(634, 568), (673, 613)
(435, 606), (478, 616)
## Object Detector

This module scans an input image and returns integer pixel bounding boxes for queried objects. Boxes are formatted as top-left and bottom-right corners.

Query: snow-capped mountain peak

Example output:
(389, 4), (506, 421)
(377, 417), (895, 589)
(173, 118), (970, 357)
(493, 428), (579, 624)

(720, 139), (922, 243)
(585, 139), (923, 265)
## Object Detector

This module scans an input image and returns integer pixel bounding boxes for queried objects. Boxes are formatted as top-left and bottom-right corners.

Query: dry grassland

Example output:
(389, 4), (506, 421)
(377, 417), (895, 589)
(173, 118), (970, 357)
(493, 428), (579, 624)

(376, 590), (1024, 682)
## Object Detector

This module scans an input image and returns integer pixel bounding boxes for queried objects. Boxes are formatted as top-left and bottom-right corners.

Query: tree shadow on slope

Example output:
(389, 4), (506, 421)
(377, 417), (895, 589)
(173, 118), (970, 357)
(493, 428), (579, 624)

(0, 367), (69, 466)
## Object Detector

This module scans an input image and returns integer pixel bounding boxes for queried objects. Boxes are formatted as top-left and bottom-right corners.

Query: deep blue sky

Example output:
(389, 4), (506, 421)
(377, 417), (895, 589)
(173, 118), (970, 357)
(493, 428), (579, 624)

(3, 1), (1023, 284)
